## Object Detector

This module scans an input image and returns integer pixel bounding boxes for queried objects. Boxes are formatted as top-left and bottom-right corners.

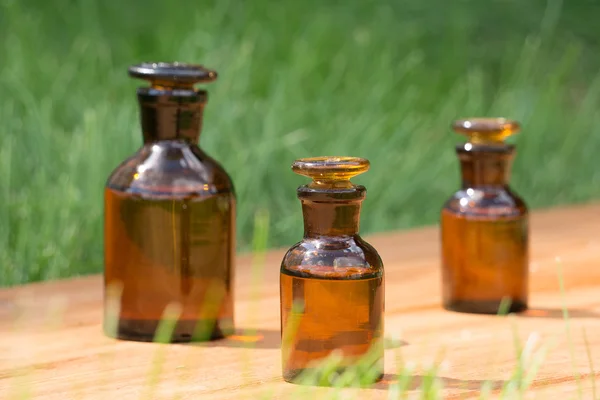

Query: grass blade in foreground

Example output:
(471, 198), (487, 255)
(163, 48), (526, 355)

(139, 303), (182, 400)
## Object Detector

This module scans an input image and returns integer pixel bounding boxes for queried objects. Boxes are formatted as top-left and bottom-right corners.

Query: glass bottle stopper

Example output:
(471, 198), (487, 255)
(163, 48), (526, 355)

(452, 118), (520, 145)
(128, 62), (218, 90)
(291, 156), (370, 189)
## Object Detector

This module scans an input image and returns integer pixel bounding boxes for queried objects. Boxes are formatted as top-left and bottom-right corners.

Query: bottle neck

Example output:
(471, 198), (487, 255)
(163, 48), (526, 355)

(298, 188), (365, 238)
(137, 88), (207, 145)
(457, 144), (515, 189)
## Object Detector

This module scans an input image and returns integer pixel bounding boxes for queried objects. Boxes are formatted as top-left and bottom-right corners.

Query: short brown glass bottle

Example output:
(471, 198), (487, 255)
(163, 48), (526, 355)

(280, 157), (384, 384)
(103, 63), (235, 342)
(441, 118), (528, 314)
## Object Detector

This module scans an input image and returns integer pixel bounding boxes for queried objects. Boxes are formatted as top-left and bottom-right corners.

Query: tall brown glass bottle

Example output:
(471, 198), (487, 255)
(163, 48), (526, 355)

(280, 157), (384, 384)
(103, 63), (235, 342)
(441, 118), (528, 314)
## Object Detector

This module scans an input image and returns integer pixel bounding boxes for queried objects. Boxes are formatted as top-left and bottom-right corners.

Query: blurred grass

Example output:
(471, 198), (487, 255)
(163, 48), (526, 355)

(1, 0), (600, 286)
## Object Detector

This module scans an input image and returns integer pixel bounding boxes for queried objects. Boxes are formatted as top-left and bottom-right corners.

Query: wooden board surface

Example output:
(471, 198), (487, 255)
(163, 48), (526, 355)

(1, 203), (600, 399)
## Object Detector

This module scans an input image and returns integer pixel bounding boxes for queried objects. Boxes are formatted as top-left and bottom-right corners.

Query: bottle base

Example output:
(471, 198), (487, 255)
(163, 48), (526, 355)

(283, 367), (384, 386)
(105, 318), (234, 343)
(444, 299), (527, 315)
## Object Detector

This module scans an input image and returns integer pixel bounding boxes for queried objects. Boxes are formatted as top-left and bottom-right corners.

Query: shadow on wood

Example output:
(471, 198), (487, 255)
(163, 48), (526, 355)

(294, 373), (505, 391)
(186, 330), (409, 350)
(188, 329), (281, 349)
(519, 307), (600, 319)
(373, 373), (506, 392)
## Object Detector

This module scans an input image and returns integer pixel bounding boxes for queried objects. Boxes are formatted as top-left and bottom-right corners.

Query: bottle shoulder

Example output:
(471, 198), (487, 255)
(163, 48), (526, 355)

(443, 187), (527, 217)
(281, 235), (383, 279)
(106, 142), (234, 196)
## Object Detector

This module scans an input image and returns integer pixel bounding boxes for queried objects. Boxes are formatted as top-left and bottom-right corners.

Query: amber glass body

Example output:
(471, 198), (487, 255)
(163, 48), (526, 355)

(441, 143), (528, 314)
(104, 83), (235, 342)
(280, 185), (384, 383)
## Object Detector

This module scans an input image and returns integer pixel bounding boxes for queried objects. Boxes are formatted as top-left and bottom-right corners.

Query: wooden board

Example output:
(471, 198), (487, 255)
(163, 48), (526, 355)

(1, 202), (600, 399)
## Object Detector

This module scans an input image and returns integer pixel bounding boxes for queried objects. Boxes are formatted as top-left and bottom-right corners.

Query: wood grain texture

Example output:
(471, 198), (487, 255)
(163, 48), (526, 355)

(1, 202), (600, 399)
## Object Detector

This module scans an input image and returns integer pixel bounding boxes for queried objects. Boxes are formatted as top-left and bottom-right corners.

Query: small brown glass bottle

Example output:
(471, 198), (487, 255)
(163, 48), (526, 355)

(441, 118), (528, 314)
(280, 157), (384, 384)
(103, 63), (235, 342)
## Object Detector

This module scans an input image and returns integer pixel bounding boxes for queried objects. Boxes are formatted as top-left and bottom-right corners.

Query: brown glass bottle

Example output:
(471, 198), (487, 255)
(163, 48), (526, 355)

(103, 63), (235, 342)
(441, 118), (528, 314)
(280, 157), (384, 384)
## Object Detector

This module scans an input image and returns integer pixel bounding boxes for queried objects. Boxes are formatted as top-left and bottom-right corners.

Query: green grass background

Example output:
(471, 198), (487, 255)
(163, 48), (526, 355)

(1, 0), (600, 286)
